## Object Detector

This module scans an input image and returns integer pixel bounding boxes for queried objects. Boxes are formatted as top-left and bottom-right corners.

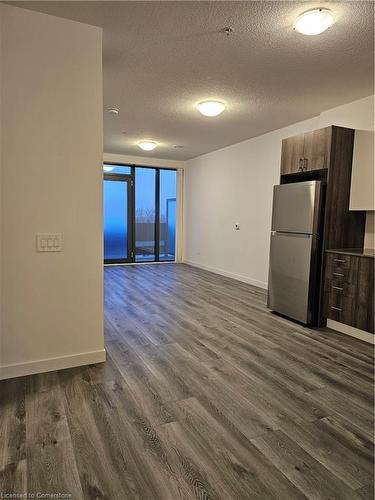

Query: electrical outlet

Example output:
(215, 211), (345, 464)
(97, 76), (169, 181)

(36, 233), (62, 252)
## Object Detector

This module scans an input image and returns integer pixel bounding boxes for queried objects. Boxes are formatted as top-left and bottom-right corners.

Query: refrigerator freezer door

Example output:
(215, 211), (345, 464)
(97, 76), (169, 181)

(271, 181), (321, 234)
(268, 231), (314, 323)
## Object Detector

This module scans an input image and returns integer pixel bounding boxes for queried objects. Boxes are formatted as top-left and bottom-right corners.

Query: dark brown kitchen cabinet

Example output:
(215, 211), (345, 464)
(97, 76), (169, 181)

(278, 125), (366, 327)
(280, 134), (305, 175)
(280, 126), (331, 175)
(323, 251), (374, 333)
(303, 127), (332, 171)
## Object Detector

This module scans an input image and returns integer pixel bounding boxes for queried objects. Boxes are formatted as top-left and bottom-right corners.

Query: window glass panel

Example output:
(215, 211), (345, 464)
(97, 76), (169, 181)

(103, 164), (131, 175)
(103, 179), (128, 261)
(159, 169), (177, 261)
(135, 168), (156, 262)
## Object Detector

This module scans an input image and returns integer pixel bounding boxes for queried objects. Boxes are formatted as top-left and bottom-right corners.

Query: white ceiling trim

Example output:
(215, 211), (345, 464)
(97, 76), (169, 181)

(104, 152), (186, 170)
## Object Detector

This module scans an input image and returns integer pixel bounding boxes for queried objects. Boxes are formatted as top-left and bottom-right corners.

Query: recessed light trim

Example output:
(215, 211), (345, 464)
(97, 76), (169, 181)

(196, 100), (226, 117)
(294, 8), (334, 36)
(138, 140), (158, 151)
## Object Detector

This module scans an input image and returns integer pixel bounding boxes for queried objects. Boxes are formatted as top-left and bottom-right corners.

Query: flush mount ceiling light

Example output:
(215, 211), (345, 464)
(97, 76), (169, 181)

(294, 8), (334, 36)
(196, 100), (226, 117)
(107, 106), (119, 115)
(138, 140), (158, 151)
(103, 165), (114, 172)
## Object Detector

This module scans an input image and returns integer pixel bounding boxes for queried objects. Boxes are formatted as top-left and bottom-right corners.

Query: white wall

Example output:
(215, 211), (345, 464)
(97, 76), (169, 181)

(0, 5), (104, 379)
(184, 116), (319, 288)
(184, 96), (374, 288)
(318, 95), (374, 131)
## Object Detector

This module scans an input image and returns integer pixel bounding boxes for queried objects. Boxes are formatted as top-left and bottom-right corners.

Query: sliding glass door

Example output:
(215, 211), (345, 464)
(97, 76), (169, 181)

(135, 167), (156, 262)
(103, 164), (177, 264)
(159, 169), (177, 261)
(103, 173), (133, 263)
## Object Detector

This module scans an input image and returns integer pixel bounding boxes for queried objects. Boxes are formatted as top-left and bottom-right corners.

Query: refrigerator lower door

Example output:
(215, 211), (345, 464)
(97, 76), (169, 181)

(267, 231), (314, 324)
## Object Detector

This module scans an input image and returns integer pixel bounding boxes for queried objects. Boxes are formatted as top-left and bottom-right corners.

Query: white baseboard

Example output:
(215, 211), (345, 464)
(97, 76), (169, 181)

(183, 260), (268, 290)
(0, 349), (106, 380)
(327, 320), (374, 344)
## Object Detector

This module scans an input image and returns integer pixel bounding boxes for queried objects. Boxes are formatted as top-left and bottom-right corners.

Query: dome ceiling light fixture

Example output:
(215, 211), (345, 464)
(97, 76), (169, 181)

(294, 8), (334, 36)
(196, 100), (226, 117)
(107, 106), (119, 115)
(138, 140), (158, 151)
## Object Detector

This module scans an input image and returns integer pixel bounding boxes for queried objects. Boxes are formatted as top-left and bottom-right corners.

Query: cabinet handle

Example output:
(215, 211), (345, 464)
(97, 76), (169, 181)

(334, 259), (346, 263)
(298, 158), (303, 171)
(331, 306), (342, 311)
(303, 158), (308, 171)
(332, 286), (343, 291)
(332, 272), (344, 277)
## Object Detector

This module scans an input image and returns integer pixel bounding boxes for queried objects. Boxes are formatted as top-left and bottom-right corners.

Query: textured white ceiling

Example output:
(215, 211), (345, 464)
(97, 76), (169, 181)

(11, 1), (375, 160)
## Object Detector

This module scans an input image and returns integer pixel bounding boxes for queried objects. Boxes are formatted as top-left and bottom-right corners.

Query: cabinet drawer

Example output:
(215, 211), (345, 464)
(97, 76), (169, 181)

(325, 252), (351, 269)
(325, 253), (357, 283)
(324, 292), (355, 325)
(325, 279), (356, 298)
(325, 267), (352, 283)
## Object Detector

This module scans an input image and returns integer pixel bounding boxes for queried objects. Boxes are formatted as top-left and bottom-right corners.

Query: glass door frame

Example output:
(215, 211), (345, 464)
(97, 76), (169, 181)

(103, 170), (134, 264)
(103, 162), (177, 264)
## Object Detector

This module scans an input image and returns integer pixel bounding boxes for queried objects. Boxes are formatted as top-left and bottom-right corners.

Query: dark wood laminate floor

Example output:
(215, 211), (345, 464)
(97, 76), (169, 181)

(1, 264), (374, 499)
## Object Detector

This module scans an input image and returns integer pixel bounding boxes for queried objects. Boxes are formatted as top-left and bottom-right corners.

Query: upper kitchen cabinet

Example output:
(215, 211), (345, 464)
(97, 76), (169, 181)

(280, 126), (333, 175)
(349, 130), (375, 211)
(303, 127), (332, 171)
(280, 134), (305, 175)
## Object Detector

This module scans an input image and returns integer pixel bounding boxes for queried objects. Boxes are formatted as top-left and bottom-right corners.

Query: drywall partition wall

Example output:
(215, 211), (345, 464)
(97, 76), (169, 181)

(184, 116), (319, 288)
(0, 5), (104, 379)
(184, 95), (375, 288)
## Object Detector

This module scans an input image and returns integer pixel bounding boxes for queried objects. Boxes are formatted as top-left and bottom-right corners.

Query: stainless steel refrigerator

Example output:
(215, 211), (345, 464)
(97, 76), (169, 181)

(267, 180), (324, 325)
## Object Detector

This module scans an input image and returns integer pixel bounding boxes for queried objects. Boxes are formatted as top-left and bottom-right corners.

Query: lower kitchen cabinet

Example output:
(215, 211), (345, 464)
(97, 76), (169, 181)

(323, 250), (374, 333)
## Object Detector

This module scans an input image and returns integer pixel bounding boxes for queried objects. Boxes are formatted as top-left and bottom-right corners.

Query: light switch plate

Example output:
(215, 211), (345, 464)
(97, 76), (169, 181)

(36, 233), (62, 252)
